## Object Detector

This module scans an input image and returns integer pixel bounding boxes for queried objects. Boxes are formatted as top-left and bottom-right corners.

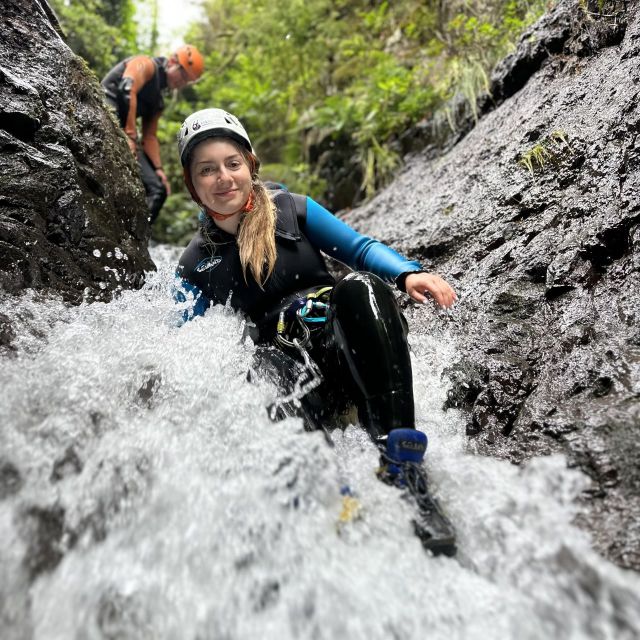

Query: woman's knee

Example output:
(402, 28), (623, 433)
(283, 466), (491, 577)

(330, 271), (403, 331)
(332, 271), (387, 300)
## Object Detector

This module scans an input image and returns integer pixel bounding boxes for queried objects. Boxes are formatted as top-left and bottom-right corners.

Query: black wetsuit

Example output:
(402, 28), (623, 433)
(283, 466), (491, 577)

(176, 191), (424, 439)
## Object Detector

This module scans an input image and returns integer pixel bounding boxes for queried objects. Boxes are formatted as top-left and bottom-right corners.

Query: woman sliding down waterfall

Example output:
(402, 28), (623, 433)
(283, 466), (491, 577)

(174, 108), (458, 554)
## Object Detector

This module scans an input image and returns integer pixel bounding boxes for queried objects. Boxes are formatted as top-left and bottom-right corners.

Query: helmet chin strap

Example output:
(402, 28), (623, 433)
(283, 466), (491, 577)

(204, 191), (254, 221)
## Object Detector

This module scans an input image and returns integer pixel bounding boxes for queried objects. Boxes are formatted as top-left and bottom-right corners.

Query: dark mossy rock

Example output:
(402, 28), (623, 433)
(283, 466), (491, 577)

(345, 0), (640, 570)
(0, 0), (154, 310)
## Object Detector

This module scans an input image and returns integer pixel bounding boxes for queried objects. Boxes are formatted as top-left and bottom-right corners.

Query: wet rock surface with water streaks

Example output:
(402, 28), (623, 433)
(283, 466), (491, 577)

(344, 0), (640, 570)
(0, 0), (153, 306)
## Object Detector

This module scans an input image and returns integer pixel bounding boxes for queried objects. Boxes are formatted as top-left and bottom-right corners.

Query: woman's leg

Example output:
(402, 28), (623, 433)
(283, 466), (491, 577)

(322, 272), (415, 440)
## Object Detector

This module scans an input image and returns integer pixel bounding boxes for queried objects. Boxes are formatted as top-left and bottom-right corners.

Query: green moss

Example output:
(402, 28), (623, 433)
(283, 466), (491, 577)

(578, 0), (625, 18)
(518, 130), (570, 176)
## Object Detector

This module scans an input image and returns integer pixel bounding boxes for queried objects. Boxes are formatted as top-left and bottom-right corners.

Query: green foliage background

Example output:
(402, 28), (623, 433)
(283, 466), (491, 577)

(51, 0), (550, 244)
(50, 0), (138, 77)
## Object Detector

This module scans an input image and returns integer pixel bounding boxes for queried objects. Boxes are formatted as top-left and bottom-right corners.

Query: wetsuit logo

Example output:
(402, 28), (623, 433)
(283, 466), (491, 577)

(195, 257), (221, 273)
(401, 439), (426, 452)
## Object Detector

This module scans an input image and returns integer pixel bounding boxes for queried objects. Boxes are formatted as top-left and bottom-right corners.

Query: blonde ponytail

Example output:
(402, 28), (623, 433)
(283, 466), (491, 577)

(237, 177), (277, 288)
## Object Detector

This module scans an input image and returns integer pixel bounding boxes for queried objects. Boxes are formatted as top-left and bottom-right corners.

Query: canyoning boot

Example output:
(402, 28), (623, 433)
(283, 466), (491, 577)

(377, 429), (457, 557)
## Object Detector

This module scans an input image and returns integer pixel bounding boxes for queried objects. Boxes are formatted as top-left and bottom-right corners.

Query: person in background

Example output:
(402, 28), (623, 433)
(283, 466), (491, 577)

(102, 45), (205, 222)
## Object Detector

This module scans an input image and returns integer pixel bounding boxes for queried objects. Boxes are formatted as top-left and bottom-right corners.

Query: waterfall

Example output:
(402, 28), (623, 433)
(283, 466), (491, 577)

(1, 246), (638, 639)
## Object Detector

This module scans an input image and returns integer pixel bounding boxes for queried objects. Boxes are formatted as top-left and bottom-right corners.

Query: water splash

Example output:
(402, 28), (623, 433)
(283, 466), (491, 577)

(0, 246), (638, 639)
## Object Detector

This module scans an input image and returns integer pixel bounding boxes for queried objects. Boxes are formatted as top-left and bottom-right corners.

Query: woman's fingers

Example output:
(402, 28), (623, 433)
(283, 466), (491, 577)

(405, 273), (458, 309)
(424, 283), (455, 308)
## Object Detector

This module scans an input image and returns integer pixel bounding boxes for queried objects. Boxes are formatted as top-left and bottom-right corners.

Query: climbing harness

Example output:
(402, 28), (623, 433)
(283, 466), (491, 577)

(275, 286), (333, 350)
(267, 287), (333, 430)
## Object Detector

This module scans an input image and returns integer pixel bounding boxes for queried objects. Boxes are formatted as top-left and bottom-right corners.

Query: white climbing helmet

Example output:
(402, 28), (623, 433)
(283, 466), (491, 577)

(177, 108), (253, 166)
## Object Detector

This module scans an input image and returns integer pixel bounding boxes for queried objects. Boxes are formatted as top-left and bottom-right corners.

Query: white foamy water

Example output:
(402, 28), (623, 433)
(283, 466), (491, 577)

(1, 245), (639, 639)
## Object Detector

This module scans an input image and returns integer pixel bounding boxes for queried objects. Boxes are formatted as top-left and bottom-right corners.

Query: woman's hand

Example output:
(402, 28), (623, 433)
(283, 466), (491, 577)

(404, 272), (458, 309)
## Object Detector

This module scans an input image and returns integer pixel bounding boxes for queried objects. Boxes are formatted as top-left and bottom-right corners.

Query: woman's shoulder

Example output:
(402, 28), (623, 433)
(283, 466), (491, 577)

(270, 188), (307, 216)
(269, 189), (309, 241)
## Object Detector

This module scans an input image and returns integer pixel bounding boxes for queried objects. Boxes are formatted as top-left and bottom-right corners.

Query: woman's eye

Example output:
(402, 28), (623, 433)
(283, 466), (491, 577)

(201, 166), (215, 175)
(228, 160), (241, 169)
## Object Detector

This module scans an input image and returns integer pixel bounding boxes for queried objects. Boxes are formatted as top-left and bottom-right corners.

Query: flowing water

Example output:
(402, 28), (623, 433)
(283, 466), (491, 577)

(1, 246), (639, 640)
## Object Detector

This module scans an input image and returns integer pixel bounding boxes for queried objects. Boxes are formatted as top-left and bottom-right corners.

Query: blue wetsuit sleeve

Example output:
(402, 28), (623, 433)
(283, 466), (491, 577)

(173, 274), (210, 323)
(304, 197), (423, 285)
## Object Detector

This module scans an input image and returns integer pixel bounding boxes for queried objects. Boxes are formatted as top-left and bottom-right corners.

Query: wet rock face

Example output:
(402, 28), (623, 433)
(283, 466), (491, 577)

(0, 0), (154, 305)
(346, 0), (640, 569)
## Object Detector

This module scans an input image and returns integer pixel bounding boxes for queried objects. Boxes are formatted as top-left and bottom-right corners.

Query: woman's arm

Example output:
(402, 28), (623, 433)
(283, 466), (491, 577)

(174, 275), (210, 323)
(304, 197), (421, 279)
(304, 197), (456, 308)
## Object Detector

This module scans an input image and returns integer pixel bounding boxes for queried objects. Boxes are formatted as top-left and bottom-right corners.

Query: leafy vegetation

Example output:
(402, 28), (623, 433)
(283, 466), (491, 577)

(578, 0), (626, 23)
(51, 0), (550, 242)
(50, 0), (138, 77)
(185, 0), (549, 203)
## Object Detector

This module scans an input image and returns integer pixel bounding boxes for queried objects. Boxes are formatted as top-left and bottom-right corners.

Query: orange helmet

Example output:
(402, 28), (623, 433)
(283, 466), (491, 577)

(172, 45), (204, 81)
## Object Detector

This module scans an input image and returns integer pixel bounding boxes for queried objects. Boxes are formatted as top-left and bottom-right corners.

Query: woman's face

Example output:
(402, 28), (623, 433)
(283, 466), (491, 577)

(190, 138), (252, 216)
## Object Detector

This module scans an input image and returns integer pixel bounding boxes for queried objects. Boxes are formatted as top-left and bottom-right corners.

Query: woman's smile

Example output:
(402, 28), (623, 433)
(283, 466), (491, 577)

(215, 187), (238, 198)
